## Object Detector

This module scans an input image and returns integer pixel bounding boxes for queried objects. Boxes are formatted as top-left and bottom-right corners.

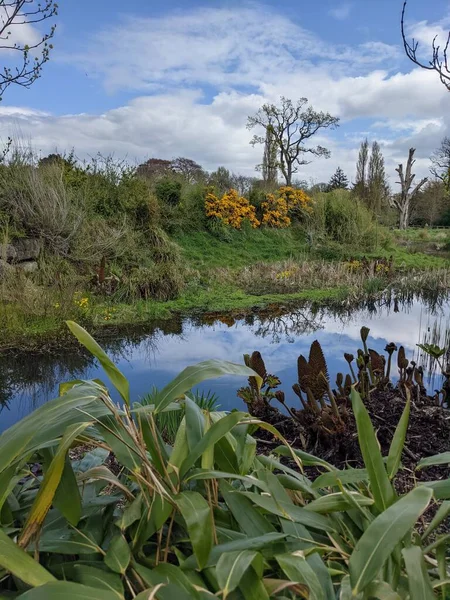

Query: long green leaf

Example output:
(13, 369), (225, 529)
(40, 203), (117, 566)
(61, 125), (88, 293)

(312, 468), (368, 489)
(104, 533), (131, 575)
(73, 565), (124, 598)
(66, 321), (130, 406)
(17, 581), (115, 599)
(402, 546), (435, 600)
(185, 396), (206, 451)
(216, 550), (259, 598)
(349, 485), (433, 595)
(276, 551), (324, 600)
(387, 395), (410, 479)
(350, 388), (396, 511)
(0, 383), (108, 475)
(221, 481), (275, 537)
(0, 528), (55, 587)
(422, 501), (450, 541)
(179, 412), (249, 478)
(175, 491), (213, 570)
(154, 360), (261, 413)
(304, 492), (374, 513)
(417, 452), (450, 470)
(182, 532), (287, 570)
(364, 581), (401, 599)
(240, 491), (334, 532)
(20, 422), (90, 547)
(52, 454), (82, 526)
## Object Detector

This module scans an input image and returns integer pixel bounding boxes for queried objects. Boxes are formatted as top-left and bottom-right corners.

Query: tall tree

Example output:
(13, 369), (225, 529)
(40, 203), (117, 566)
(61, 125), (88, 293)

(0, 1), (58, 99)
(401, 1), (450, 91)
(392, 148), (428, 229)
(171, 157), (205, 184)
(354, 139), (369, 201)
(262, 125), (278, 185)
(328, 167), (348, 190)
(247, 96), (339, 186)
(136, 158), (172, 180)
(430, 137), (450, 190)
(368, 141), (388, 214)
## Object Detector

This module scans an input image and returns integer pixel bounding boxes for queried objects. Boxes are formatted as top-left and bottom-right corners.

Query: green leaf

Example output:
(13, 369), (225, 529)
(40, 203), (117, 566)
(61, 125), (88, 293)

(312, 468), (368, 489)
(180, 412), (249, 478)
(66, 321), (130, 406)
(422, 501), (450, 540)
(402, 546), (435, 600)
(17, 581), (115, 599)
(221, 482), (275, 537)
(53, 454), (82, 526)
(20, 422), (90, 547)
(238, 566), (270, 600)
(154, 360), (260, 413)
(350, 388), (396, 511)
(0, 383), (108, 475)
(349, 485), (433, 595)
(240, 491), (334, 532)
(104, 533), (131, 575)
(364, 581), (401, 599)
(216, 550), (259, 598)
(175, 491), (213, 569)
(386, 395), (410, 480)
(420, 479), (450, 500)
(275, 446), (334, 469)
(304, 492), (374, 513)
(416, 452), (450, 470)
(185, 395), (206, 452)
(133, 561), (197, 600)
(276, 551), (325, 600)
(73, 565), (124, 598)
(0, 528), (55, 587)
(72, 448), (109, 473)
(182, 532), (287, 570)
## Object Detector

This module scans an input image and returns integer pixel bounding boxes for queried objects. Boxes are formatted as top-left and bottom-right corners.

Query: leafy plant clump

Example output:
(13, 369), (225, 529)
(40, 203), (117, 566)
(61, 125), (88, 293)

(0, 322), (448, 598)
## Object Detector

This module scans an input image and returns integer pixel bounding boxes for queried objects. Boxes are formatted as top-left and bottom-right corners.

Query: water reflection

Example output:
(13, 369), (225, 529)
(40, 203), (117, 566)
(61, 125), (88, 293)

(1, 293), (449, 432)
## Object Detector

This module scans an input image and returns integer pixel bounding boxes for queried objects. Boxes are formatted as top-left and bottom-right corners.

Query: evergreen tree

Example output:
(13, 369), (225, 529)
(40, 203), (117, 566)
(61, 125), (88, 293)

(354, 138), (369, 200)
(328, 167), (349, 190)
(262, 125), (278, 185)
(368, 141), (388, 214)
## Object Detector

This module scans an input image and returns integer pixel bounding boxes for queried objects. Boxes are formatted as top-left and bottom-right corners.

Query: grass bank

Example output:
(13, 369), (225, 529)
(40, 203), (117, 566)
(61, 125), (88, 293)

(3, 229), (450, 351)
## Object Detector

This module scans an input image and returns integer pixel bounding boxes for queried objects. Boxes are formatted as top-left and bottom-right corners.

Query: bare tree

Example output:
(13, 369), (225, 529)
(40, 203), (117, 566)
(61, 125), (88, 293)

(431, 137), (450, 189)
(261, 125), (278, 185)
(354, 138), (369, 201)
(401, 0), (450, 91)
(247, 97), (339, 186)
(136, 158), (172, 180)
(392, 148), (428, 229)
(0, 1), (57, 99)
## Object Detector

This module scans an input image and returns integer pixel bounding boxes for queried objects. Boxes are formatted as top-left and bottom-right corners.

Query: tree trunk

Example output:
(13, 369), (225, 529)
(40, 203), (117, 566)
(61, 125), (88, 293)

(399, 204), (409, 230)
(285, 163), (292, 186)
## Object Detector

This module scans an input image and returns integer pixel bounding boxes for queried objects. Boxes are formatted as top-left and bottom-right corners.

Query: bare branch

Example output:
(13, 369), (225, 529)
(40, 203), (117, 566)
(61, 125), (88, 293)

(401, 0), (450, 91)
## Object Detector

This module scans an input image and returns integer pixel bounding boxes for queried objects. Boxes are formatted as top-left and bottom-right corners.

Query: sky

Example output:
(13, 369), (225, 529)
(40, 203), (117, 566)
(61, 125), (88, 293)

(1, 0), (450, 185)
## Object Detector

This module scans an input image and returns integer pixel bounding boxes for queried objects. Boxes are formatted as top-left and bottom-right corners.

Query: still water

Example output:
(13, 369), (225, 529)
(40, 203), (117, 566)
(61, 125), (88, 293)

(1, 294), (449, 433)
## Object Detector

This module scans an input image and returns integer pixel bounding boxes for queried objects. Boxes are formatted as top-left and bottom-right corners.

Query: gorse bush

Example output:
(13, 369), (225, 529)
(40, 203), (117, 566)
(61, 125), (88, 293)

(0, 322), (448, 598)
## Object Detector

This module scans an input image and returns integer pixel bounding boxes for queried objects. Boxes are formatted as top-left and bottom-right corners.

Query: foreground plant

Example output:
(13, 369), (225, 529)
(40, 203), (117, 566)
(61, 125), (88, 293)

(0, 322), (448, 598)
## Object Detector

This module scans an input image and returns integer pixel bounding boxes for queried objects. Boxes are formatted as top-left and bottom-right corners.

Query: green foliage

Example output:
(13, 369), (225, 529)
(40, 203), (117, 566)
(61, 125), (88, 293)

(0, 323), (448, 598)
(311, 189), (379, 250)
(155, 177), (182, 206)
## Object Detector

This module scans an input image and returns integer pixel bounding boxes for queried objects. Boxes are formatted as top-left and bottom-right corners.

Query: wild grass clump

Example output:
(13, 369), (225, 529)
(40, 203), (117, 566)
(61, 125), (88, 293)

(310, 188), (381, 250)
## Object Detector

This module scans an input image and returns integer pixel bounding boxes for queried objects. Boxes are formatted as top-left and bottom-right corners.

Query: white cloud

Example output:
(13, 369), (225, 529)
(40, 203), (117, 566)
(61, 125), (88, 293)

(1, 3), (448, 183)
(328, 3), (352, 21)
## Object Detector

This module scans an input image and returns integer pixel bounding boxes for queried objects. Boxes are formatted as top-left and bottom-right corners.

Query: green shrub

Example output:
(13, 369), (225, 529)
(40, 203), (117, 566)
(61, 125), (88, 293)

(311, 189), (380, 250)
(155, 177), (182, 205)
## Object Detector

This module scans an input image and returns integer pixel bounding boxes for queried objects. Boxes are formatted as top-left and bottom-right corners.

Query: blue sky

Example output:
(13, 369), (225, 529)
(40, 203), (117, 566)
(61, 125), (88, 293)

(1, 0), (450, 183)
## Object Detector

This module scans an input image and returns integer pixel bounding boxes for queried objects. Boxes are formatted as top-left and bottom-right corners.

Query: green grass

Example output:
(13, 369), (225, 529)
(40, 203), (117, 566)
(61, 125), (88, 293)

(174, 227), (308, 269)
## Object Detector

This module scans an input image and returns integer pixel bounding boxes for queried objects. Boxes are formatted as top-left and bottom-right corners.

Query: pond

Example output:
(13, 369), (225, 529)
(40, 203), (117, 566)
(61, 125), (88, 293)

(1, 293), (449, 433)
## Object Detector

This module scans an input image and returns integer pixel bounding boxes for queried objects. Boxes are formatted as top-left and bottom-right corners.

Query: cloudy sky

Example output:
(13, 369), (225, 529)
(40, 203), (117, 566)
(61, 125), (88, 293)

(2, 0), (450, 185)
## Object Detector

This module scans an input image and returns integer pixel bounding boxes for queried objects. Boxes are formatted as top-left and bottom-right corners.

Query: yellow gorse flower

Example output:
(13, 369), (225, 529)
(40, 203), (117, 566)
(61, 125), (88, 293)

(205, 189), (260, 229)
